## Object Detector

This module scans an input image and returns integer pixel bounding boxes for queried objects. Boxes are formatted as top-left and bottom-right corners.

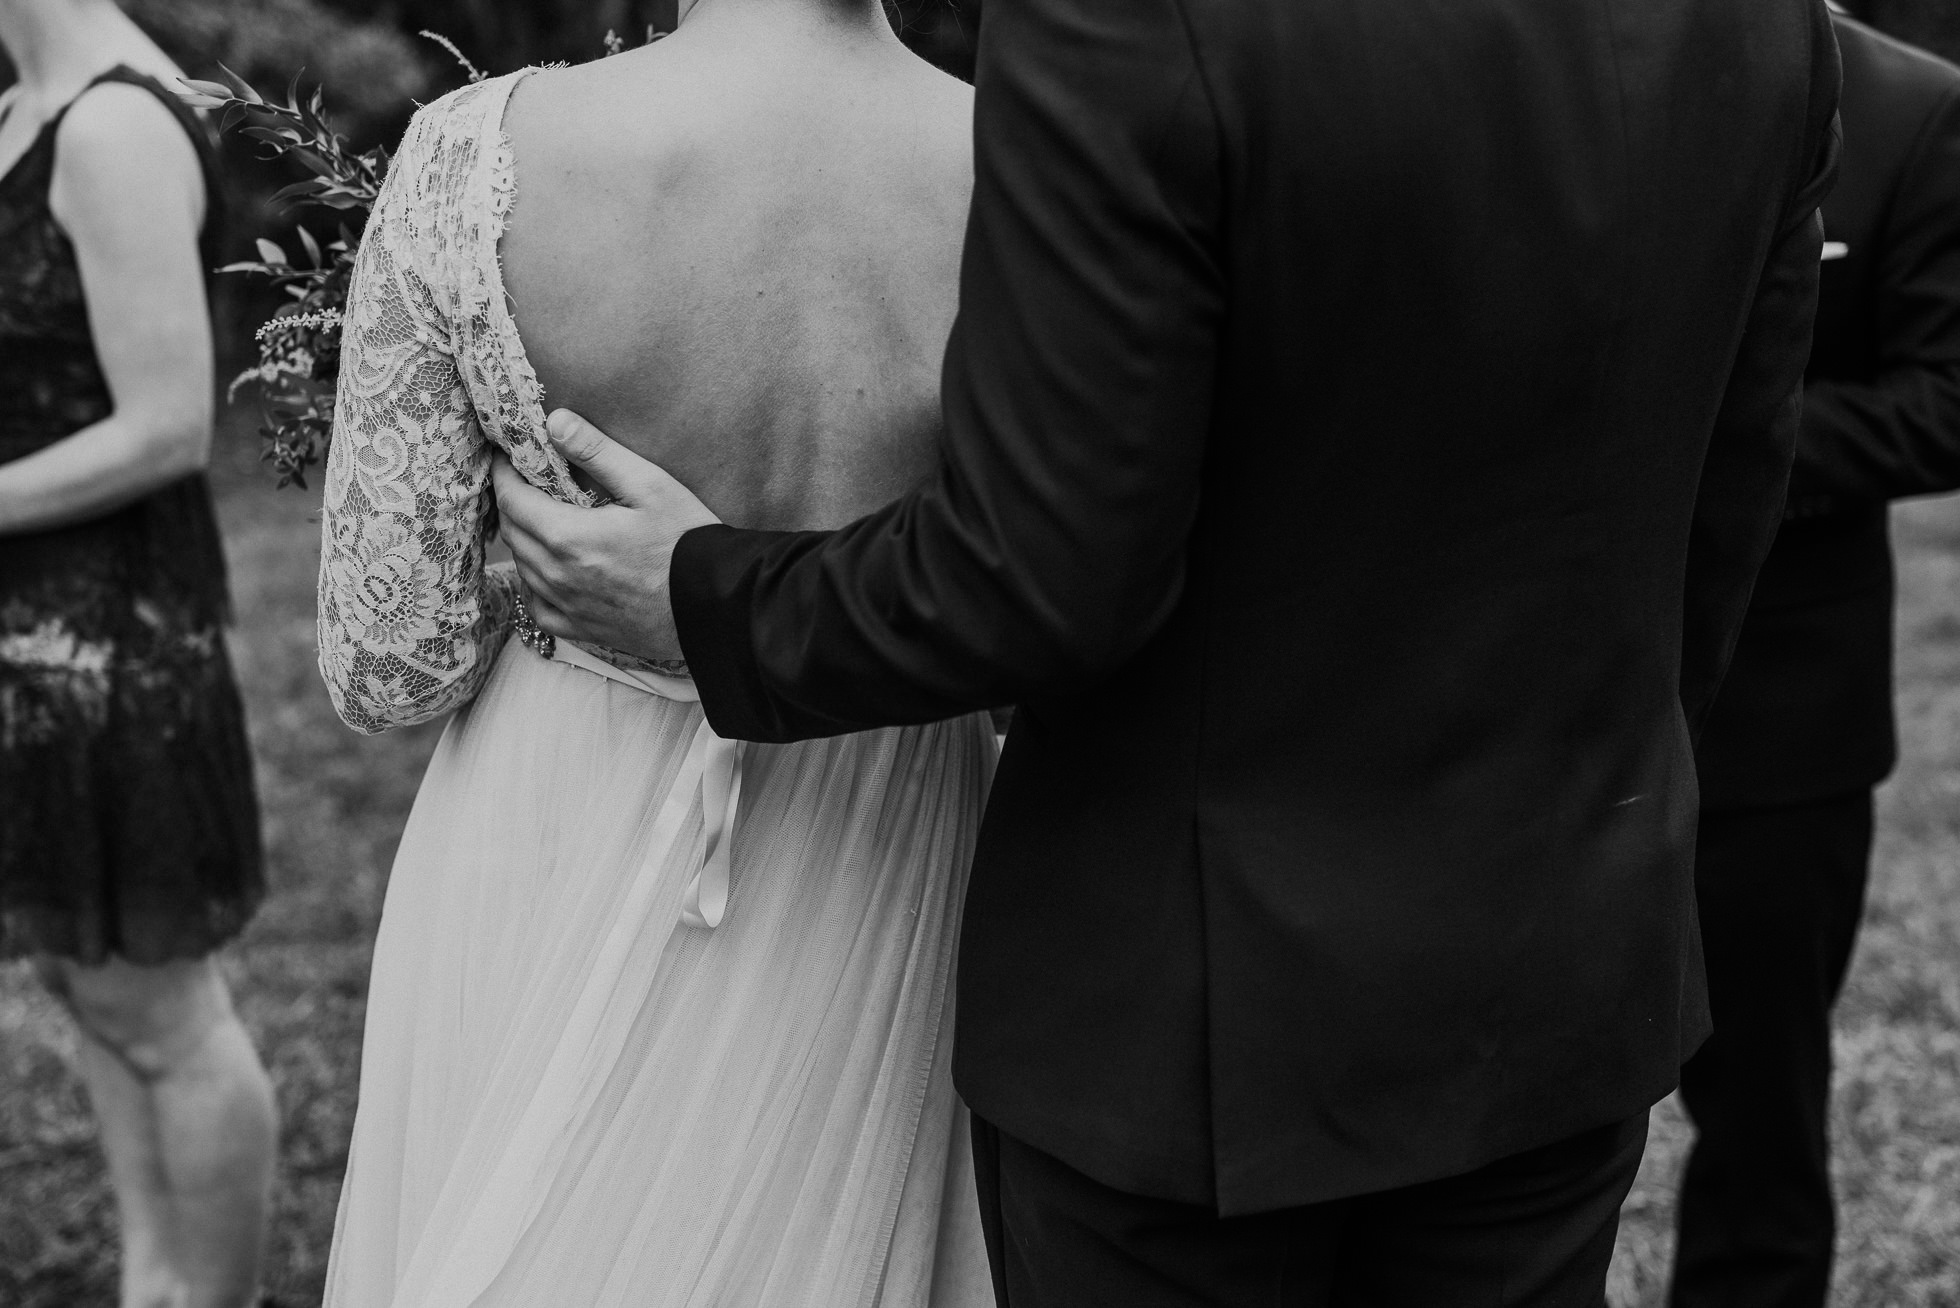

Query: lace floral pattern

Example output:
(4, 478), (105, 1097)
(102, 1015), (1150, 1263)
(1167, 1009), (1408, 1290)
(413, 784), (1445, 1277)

(319, 71), (630, 734)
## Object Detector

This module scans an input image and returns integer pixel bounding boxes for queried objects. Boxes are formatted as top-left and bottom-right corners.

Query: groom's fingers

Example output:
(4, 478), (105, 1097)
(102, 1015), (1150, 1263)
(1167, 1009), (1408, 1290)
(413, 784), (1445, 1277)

(510, 544), (586, 641)
(492, 454), (575, 601)
(519, 582), (576, 640)
(546, 409), (657, 507)
(490, 450), (572, 547)
(492, 451), (589, 582)
(488, 438), (714, 663)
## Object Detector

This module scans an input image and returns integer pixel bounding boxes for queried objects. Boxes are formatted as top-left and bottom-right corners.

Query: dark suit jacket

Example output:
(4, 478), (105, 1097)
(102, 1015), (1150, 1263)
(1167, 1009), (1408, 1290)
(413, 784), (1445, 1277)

(673, 0), (1841, 1214)
(1698, 14), (1960, 811)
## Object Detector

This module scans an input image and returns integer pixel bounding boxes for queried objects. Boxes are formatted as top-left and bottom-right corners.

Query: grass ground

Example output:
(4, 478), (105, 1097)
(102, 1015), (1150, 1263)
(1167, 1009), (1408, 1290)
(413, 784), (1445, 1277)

(2, 424), (1959, 1304)
(1608, 494), (1960, 1307)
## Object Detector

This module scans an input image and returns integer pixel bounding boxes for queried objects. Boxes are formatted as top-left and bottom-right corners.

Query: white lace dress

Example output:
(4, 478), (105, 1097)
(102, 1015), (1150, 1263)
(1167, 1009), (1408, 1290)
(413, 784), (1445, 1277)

(316, 72), (996, 1308)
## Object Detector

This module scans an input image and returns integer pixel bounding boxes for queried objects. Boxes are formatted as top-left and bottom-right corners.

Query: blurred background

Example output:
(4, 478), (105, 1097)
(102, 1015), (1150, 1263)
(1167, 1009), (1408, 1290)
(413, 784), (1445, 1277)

(2, 2), (1959, 1306)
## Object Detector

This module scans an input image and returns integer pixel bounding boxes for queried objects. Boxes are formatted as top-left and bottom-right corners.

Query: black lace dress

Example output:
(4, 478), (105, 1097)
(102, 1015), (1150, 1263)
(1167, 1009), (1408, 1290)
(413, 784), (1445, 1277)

(0, 67), (262, 965)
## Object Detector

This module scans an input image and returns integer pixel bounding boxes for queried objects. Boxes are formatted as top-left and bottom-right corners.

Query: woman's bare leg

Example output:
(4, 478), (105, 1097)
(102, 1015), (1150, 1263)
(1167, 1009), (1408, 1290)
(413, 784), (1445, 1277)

(71, 1019), (175, 1305)
(44, 954), (277, 1308)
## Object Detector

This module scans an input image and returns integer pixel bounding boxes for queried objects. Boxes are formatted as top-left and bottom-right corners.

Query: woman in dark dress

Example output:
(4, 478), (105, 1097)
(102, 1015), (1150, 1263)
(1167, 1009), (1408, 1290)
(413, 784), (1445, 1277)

(0, 1), (276, 1303)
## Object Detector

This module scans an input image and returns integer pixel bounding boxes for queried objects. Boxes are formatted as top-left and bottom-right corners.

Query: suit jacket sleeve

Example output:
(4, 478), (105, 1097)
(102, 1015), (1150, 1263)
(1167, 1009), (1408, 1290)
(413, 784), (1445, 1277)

(1678, 11), (1841, 739)
(1790, 86), (1960, 505)
(672, 0), (1225, 743)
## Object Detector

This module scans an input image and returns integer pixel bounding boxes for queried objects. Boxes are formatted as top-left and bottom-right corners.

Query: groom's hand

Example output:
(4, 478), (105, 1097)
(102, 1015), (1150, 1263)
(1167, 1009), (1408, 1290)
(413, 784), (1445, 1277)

(492, 409), (720, 663)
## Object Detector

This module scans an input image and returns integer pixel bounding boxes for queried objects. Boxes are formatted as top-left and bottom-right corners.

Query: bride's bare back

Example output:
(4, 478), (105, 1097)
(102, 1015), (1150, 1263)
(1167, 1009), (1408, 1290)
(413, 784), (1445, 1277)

(499, 1), (973, 532)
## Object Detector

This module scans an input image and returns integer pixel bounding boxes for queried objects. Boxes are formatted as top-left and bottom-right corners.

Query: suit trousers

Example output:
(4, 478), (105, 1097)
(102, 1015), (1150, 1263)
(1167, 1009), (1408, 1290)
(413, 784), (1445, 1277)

(1669, 790), (1875, 1308)
(970, 1111), (1648, 1307)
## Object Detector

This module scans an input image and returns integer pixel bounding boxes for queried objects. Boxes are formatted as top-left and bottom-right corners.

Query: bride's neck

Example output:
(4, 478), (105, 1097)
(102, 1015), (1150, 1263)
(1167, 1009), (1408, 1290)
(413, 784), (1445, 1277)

(0, 0), (128, 93)
(677, 0), (894, 44)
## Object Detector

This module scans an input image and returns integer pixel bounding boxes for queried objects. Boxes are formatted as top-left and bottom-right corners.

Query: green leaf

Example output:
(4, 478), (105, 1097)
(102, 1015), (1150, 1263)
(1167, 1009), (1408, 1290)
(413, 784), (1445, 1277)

(293, 148), (338, 179)
(256, 238), (289, 267)
(215, 63), (264, 105)
(270, 180), (327, 206)
(241, 125), (302, 149)
(176, 83), (235, 110)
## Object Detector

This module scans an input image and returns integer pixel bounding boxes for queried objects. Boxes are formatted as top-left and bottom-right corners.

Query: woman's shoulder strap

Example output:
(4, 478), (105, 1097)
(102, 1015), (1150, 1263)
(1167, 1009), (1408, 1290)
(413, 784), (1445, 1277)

(56, 66), (217, 159)
(51, 65), (223, 241)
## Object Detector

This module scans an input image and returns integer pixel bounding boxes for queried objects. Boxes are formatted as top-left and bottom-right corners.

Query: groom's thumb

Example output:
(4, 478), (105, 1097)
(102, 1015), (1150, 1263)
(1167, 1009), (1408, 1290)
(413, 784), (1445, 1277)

(547, 408), (650, 505)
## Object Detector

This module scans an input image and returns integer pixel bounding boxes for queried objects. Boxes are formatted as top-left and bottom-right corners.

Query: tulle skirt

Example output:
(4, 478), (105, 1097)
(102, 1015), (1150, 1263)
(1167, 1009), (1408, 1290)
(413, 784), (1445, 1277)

(323, 635), (997, 1307)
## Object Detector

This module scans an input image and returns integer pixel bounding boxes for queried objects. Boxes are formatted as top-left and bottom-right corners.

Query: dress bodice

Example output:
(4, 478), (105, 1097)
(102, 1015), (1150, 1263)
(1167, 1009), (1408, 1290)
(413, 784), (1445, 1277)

(319, 70), (684, 736)
(0, 66), (232, 637)
(0, 110), (105, 451)
(0, 66), (224, 456)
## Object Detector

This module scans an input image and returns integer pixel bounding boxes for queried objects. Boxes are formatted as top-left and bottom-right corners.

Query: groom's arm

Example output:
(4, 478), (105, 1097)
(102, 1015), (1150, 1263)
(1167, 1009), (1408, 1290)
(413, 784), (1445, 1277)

(1679, 5), (1842, 741)
(672, 0), (1226, 742)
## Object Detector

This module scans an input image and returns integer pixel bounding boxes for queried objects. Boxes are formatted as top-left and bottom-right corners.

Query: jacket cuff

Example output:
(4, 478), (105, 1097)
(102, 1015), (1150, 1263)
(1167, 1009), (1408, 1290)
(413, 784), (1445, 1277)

(672, 523), (788, 742)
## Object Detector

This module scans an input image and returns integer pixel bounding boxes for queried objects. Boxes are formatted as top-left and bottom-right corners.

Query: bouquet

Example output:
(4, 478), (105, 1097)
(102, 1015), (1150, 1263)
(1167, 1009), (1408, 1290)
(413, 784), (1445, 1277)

(181, 63), (396, 488)
(187, 31), (658, 488)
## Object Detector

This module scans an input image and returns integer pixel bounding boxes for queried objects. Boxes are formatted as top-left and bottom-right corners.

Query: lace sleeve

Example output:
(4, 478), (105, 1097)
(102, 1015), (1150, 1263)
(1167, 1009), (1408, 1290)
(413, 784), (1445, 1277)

(316, 98), (517, 735)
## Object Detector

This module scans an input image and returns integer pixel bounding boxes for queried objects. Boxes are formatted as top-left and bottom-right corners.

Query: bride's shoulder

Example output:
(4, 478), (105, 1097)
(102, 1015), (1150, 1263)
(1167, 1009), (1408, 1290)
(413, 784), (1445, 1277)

(364, 71), (535, 297)
(391, 71), (532, 176)
(911, 61), (974, 149)
(375, 71), (534, 232)
(907, 53), (974, 109)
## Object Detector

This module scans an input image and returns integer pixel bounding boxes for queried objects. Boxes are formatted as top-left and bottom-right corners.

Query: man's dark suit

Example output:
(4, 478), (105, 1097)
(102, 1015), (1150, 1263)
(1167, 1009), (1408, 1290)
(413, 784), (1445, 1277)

(1675, 16), (1960, 1308)
(672, 0), (1841, 1299)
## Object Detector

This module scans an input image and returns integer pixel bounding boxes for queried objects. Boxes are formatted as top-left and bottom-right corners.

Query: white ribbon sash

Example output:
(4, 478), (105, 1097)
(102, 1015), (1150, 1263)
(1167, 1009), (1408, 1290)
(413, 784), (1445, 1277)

(403, 638), (750, 1305)
(550, 639), (744, 931)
